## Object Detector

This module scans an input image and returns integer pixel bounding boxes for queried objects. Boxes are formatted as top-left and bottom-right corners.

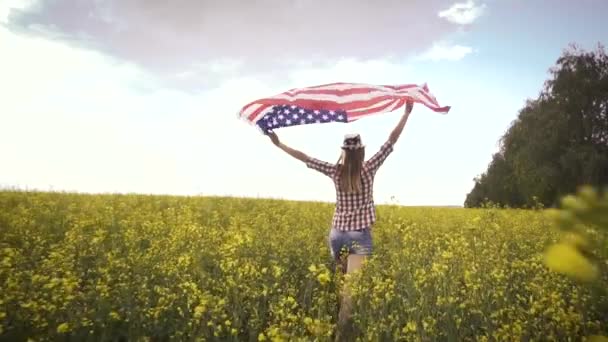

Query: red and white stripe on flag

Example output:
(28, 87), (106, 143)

(238, 82), (450, 127)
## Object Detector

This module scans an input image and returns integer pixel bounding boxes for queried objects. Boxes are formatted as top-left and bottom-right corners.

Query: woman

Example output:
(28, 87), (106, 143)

(267, 100), (414, 271)
(266, 100), (414, 335)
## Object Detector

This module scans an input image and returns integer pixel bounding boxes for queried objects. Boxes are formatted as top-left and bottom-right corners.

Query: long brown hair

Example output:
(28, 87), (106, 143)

(337, 148), (365, 193)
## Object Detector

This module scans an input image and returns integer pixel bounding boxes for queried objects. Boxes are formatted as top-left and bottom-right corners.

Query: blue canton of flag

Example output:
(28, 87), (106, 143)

(256, 104), (348, 133)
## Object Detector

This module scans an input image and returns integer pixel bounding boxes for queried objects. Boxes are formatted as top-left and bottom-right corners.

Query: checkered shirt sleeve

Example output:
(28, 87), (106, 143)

(306, 157), (337, 178)
(366, 140), (394, 175)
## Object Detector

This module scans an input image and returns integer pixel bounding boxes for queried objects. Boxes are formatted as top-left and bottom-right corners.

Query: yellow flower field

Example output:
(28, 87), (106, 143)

(0, 191), (606, 341)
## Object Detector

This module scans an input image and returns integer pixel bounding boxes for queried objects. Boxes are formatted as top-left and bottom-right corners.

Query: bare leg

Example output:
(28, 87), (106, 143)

(340, 255), (366, 318)
(336, 254), (367, 341)
(347, 254), (366, 274)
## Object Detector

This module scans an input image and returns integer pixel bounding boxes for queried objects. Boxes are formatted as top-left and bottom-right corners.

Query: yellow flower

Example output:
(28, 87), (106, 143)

(402, 321), (417, 333)
(561, 232), (589, 250)
(317, 272), (330, 285)
(194, 305), (205, 318)
(561, 195), (590, 214)
(56, 323), (70, 334)
(441, 250), (453, 259)
(544, 243), (598, 282)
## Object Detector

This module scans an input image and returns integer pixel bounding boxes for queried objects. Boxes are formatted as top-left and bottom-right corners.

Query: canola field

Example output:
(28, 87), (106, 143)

(1, 191), (607, 341)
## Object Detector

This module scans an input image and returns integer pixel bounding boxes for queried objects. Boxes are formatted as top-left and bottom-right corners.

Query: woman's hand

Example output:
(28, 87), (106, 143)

(268, 131), (280, 146)
(405, 99), (414, 115)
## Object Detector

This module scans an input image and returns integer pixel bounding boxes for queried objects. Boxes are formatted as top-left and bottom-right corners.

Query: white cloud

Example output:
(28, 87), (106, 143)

(417, 42), (474, 61)
(0, 0), (34, 24)
(438, 0), (486, 25)
(5, 0), (460, 90)
(287, 58), (413, 86)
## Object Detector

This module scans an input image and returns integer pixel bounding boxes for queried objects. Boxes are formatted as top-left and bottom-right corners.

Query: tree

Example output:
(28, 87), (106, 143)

(465, 43), (608, 208)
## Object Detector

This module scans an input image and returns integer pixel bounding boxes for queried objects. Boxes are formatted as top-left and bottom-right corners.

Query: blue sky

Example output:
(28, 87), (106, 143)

(1, 0), (606, 206)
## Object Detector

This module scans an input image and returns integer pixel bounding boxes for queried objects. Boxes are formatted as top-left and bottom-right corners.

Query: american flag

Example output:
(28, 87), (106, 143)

(238, 82), (450, 134)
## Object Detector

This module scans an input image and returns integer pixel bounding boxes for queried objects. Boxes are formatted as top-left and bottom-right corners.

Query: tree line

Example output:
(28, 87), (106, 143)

(465, 43), (608, 208)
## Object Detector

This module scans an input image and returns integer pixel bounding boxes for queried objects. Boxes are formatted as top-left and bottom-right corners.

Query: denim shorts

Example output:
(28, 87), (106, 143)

(328, 227), (373, 260)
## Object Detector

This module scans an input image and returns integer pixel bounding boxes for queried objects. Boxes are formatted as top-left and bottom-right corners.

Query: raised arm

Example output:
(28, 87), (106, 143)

(366, 100), (415, 174)
(388, 100), (414, 145)
(268, 131), (309, 162)
(267, 131), (336, 177)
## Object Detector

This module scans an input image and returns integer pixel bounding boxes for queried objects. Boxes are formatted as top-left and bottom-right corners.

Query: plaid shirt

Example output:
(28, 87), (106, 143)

(306, 140), (394, 231)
